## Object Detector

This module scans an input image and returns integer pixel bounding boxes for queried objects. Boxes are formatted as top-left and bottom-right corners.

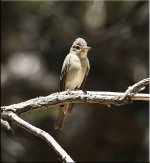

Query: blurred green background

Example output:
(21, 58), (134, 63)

(1, 1), (149, 162)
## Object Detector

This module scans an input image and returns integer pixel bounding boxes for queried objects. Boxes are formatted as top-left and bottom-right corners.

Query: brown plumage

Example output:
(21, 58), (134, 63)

(54, 38), (91, 130)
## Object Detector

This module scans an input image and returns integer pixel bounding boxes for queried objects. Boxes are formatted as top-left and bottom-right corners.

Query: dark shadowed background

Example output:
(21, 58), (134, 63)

(1, 1), (149, 162)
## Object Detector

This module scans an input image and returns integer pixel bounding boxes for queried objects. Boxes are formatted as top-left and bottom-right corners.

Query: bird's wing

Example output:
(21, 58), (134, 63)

(59, 54), (74, 113)
(59, 54), (71, 91)
(79, 59), (90, 90)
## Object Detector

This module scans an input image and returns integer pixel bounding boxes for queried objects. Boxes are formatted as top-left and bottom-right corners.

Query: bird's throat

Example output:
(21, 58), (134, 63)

(79, 51), (88, 58)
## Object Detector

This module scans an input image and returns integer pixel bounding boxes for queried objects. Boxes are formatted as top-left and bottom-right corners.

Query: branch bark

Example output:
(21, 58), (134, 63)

(119, 78), (149, 102)
(2, 111), (74, 163)
(1, 78), (150, 116)
(1, 78), (150, 163)
(1, 91), (149, 115)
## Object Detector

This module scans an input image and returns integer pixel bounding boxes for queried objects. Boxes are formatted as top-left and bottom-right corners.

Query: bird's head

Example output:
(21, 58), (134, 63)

(70, 38), (91, 58)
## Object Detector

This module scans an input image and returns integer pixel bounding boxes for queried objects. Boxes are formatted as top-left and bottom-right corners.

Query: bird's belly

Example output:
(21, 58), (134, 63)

(65, 69), (84, 90)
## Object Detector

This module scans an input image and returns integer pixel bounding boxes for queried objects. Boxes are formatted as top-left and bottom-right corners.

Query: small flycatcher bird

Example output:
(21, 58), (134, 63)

(54, 38), (91, 130)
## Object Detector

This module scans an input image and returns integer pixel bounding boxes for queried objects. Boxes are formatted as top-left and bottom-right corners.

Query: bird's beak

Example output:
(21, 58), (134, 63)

(82, 46), (92, 52)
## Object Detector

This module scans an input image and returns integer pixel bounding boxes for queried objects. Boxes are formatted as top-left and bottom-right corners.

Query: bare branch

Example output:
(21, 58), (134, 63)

(2, 111), (75, 163)
(119, 78), (150, 102)
(1, 119), (12, 131)
(1, 78), (149, 162)
(1, 78), (149, 116)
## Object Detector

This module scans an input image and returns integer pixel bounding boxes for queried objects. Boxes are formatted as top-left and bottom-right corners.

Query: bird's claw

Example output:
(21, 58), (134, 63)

(82, 89), (87, 94)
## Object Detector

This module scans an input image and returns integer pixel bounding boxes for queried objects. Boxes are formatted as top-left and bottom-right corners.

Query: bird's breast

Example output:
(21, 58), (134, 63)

(65, 60), (87, 90)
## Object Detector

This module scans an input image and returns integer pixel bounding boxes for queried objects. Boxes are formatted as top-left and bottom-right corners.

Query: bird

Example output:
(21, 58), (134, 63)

(54, 37), (91, 130)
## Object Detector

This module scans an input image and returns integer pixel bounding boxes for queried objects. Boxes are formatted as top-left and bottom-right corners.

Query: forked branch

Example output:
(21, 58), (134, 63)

(1, 78), (149, 163)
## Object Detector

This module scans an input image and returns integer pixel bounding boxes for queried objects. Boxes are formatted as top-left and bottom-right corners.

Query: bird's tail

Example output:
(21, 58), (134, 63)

(54, 104), (74, 130)
(54, 104), (68, 130)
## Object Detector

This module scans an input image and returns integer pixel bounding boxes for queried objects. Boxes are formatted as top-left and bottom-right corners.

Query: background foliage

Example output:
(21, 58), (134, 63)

(1, 1), (149, 162)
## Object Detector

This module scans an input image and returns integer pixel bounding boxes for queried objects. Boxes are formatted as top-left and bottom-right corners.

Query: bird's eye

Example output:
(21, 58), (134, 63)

(76, 45), (80, 50)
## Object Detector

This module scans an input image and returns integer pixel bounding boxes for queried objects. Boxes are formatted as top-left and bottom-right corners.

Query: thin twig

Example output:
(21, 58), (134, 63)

(2, 111), (74, 163)
(1, 119), (12, 131)
(118, 78), (150, 103)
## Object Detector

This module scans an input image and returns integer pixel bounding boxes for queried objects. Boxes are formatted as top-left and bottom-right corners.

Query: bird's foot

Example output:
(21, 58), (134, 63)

(82, 89), (87, 94)
(67, 89), (71, 94)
